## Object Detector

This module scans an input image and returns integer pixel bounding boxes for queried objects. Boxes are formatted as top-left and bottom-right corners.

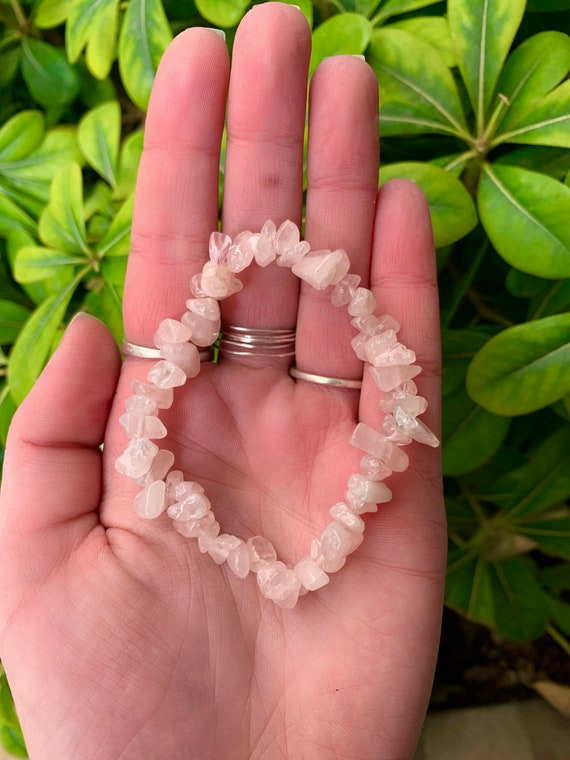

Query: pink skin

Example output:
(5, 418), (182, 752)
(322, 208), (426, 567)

(0, 5), (446, 759)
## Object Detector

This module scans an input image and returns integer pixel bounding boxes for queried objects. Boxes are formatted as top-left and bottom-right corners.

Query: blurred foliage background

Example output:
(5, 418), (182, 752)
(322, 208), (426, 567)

(1, 0), (570, 754)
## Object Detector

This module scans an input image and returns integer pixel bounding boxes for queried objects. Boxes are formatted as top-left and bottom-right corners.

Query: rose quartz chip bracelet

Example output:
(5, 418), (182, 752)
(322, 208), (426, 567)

(115, 220), (439, 608)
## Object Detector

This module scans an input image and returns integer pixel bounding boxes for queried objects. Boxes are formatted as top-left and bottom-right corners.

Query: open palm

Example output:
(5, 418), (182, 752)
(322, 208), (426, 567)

(0, 5), (446, 759)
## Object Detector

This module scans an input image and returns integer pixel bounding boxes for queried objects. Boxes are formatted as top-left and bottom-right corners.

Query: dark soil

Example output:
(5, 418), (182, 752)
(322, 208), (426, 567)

(429, 609), (570, 711)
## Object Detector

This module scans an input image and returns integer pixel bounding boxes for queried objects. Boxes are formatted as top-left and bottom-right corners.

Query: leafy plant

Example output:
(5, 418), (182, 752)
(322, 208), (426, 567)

(1, 0), (570, 754)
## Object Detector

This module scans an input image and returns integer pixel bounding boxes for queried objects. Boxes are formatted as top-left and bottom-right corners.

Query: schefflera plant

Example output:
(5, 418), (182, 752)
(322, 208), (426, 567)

(367, 0), (570, 645)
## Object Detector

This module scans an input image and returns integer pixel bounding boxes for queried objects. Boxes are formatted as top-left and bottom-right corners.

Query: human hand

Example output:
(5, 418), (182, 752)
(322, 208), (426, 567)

(0, 5), (446, 759)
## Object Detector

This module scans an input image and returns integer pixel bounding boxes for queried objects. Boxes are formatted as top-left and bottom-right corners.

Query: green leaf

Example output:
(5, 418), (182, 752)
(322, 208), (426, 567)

(388, 17), (456, 69)
(1, 126), (81, 206)
(442, 383), (510, 476)
(490, 32), (570, 146)
(97, 193), (133, 257)
(85, 280), (123, 343)
(21, 39), (80, 107)
(118, 0), (173, 111)
(0, 299), (32, 343)
(541, 562), (570, 592)
(86, 0), (119, 80)
(379, 162), (477, 247)
(194, 0), (249, 28)
(8, 270), (84, 403)
(466, 313), (570, 416)
(77, 101), (120, 187)
(478, 164), (570, 279)
(0, 110), (44, 163)
(548, 597), (570, 637)
(101, 255), (128, 285)
(0, 672), (19, 730)
(447, 0), (525, 133)
(0, 192), (36, 237)
(515, 513), (570, 560)
(0, 386), (17, 448)
(35, 0), (74, 27)
(0, 724), (27, 757)
(39, 163), (88, 255)
(0, 44), (21, 88)
(66, 0), (117, 67)
(310, 14), (373, 76)
(446, 550), (550, 640)
(498, 145), (570, 181)
(115, 130), (143, 198)
(368, 28), (467, 138)
(505, 426), (570, 519)
(14, 246), (82, 282)
(372, 0), (442, 24)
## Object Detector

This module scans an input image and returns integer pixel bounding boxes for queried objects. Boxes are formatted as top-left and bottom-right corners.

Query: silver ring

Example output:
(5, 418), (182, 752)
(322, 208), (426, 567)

(218, 324), (296, 358)
(289, 367), (362, 389)
(122, 340), (213, 361)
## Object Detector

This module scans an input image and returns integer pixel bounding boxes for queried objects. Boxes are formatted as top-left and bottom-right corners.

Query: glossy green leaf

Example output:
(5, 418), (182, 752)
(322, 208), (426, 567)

(8, 270), (83, 403)
(0, 724), (27, 757)
(0, 44), (21, 88)
(0, 300), (32, 343)
(97, 193), (133, 257)
(310, 14), (373, 76)
(21, 39), (80, 107)
(35, 0), (74, 26)
(86, 0), (119, 79)
(372, 0), (442, 24)
(478, 164), (570, 278)
(39, 163), (88, 254)
(368, 28), (467, 138)
(0, 111), (44, 163)
(505, 426), (570, 519)
(442, 383), (510, 476)
(85, 280), (123, 344)
(118, 0), (173, 111)
(498, 145), (570, 181)
(195, 0), (249, 27)
(0, 672), (19, 730)
(446, 550), (550, 640)
(388, 17), (455, 68)
(0, 386), (17, 448)
(101, 255), (128, 285)
(530, 280), (570, 320)
(490, 32), (570, 146)
(447, 0), (525, 133)
(466, 313), (570, 416)
(14, 246), (82, 282)
(66, 0), (117, 64)
(379, 162), (477, 247)
(78, 102), (120, 187)
(515, 513), (570, 560)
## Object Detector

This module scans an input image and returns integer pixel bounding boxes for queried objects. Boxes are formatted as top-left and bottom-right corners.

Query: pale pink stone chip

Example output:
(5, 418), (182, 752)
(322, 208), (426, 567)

(226, 540), (250, 578)
(350, 423), (409, 471)
(153, 318), (193, 348)
(368, 364), (422, 392)
(360, 453), (391, 482)
(227, 231), (257, 272)
(160, 341), (201, 377)
(293, 556), (330, 591)
(345, 491), (379, 515)
(372, 344), (416, 367)
(115, 438), (158, 479)
(329, 502), (365, 533)
(180, 310), (220, 347)
(131, 380), (173, 409)
(351, 333), (368, 360)
(167, 492), (211, 521)
(198, 520), (221, 552)
(135, 480), (167, 519)
(292, 249), (350, 290)
(165, 470), (184, 502)
(173, 481), (205, 500)
(119, 412), (167, 440)
(208, 533), (241, 565)
(136, 449), (175, 486)
(256, 561), (302, 609)
(209, 231), (232, 264)
(256, 221), (278, 266)
(317, 522), (363, 572)
(147, 360), (186, 389)
(173, 511), (215, 538)
(347, 473), (393, 505)
(331, 273), (362, 307)
(394, 407), (440, 447)
(348, 287), (377, 317)
(186, 297), (221, 321)
(201, 262), (243, 298)
(124, 395), (157, 415)
(363, 331), (398, 363)
(277, 240), (310, 267)
(274, 220), (299, 254)
(247, 536), (277, 571)
(381, 414), (412, 445)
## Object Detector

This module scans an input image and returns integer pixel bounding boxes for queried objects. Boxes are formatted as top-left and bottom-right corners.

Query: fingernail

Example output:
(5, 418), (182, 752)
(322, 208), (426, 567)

(211, 29), (226, 41)
(352, 55), (366, 60)
(290, 4), (302, 8)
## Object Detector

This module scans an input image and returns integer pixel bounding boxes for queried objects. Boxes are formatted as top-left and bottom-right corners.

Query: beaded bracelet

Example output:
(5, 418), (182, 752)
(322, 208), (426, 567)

(115, 220), (439, 608)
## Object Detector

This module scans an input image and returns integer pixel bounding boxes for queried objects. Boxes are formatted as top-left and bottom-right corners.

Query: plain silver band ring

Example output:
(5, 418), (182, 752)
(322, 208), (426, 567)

(122, 340), (213, 361)
(289, 367), (363, 389)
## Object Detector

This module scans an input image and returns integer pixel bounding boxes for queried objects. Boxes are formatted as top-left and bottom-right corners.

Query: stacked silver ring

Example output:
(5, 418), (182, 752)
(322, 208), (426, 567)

(218, 324), (296, 357)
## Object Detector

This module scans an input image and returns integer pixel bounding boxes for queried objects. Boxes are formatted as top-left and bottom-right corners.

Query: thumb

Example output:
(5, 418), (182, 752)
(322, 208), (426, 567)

(0, 313), (121, 539)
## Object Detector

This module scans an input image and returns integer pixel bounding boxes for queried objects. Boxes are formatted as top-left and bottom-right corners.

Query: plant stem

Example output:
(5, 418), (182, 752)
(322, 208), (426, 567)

(467, 290), (516, 328)
(441, 241), (488, 328)
(460, 482), (489, 531)
(546, 625), (570, 656)
(8, 0), (26, 28)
